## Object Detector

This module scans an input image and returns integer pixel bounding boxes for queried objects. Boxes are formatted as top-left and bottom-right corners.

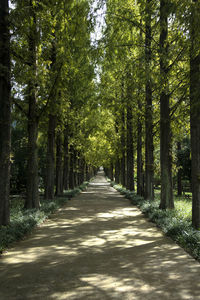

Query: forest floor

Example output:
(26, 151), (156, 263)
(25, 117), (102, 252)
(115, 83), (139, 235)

(0, 171), (200, 299)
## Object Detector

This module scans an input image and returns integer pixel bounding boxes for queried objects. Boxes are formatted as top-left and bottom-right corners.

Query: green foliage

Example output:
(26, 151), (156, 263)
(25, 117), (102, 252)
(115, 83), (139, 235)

(10, 124), (27, 193)
(0, 181), (89, 253)
(177, 137), (191, 181)
(6, 0), (198, 233)
(111, 181), (200, 261)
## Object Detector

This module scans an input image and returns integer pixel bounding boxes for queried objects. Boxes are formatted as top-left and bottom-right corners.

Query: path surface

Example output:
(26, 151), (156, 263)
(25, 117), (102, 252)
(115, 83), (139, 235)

(1, 172), (200, 299)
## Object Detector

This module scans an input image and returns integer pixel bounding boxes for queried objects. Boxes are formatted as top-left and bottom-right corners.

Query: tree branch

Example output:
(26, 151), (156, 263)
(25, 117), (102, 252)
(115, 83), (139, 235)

(38, 62), (63, 119)
(12, 97), (28, 117)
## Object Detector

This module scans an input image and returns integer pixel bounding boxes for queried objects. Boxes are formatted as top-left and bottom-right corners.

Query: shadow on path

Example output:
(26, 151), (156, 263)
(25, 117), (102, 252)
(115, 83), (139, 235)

(0, 171), (200, 299)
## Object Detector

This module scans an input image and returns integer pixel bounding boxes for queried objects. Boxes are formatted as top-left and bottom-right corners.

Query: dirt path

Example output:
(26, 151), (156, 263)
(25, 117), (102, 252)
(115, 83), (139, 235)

(1, 171), (200, 299)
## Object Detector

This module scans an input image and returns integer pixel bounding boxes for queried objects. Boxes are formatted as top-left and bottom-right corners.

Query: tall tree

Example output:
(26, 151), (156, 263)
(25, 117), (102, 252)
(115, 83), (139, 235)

(25, 0), (39, 209)
(177, 141), (182, 196)
(44, 38), (57, 200)
(120, 100), (126, 186)
(137, 97), (144, 196)
(190, 0), (200, 229)
(126, 72), (134, 191)
(136, 19), (145, 197)
(44, 115), (56, 199)
(145, 0), (154, 200)
(0, 0), (11, 225)
(159, 0), (174, 209)
(69, 144), (75, 189)
(55, 130), (63, 196)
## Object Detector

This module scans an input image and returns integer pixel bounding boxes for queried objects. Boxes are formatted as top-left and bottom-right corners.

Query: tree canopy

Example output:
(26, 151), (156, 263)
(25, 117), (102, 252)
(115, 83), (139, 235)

(0, 0), (200, 229)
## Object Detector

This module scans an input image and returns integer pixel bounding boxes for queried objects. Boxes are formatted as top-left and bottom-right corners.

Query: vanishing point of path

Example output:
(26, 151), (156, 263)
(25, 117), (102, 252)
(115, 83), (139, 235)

(1, 172), (200, 300)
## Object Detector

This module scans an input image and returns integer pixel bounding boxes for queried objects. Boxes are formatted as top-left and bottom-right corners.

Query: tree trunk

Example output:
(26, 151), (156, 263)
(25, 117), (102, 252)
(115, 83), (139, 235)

(110, 163), (114, 181)
(137, 103), (144, 196)
(159, 0), (174, 209)
(137, 23), (145, 197)
(77, 157), (81, 185)
(0, 0), (11, 225)
(25, 0), (39, 209)
(77, 154), (84, 185)
(115, 159), (120, 184)
(73, 149), (78, 187)
(63, 127), (69, 190)
(44, 31), (57, 200)
(120, 108), (126, 186)
(69, 145), (74, 189)
(126, 102), (134, 191)
(79, 158), (85, 183)
(145, 0), (154, 200)
(177, 141), (182, 196)
(86, 164), (90, 181)
(26, 114), (39, 209)
(190, 0), (200, 229)
(44, 115), (56, 199)
(55, 131), (63, 196)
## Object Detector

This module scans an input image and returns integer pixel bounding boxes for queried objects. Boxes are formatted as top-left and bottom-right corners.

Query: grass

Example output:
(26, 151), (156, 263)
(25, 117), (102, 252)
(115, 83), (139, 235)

(110, 181), (200, 262)
(0, 181), (89, 253)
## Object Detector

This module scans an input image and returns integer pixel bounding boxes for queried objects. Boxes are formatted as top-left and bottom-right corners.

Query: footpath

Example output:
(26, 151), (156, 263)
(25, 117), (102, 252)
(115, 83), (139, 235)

(0, 171), (200, 299)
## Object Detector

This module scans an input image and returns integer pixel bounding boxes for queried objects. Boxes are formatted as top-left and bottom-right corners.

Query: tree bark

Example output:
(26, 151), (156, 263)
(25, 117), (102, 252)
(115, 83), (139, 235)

(44, 115), (56, 199)
(25, 0), (39, 209)
(120, 108), (126, 186)
(114, 118), (121, 184)
(0, 0), (11, 225)
(145, 0), (154, 200)
(69, 145), (74, 189)
(44, 32), (57, 200)
(159, 0), (174, 209)
(86, 164), (90, 181)
(77, 154), (84, 185)
(115, 159), (120, 184)
(63, 127), (69, 190)
(77, 156), (81, 185)
(55, 131), (63, 196)
(137, 102), (144, 196)
(110, 162), (114, 181)
(190, 0), (200, 229)
(79, 157), (85, 184)
(73, 149), (78, 187)
(126, 101), (134, 191)
(177, 141), (182, 196)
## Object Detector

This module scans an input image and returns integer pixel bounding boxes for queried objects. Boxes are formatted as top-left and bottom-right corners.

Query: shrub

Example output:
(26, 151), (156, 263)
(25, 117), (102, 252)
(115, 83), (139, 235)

(111, 180), (200, 261)
(0, 181), (89, 253)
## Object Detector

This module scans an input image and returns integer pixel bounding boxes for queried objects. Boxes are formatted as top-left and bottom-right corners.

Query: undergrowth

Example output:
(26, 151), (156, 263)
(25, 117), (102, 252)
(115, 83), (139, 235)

(111, 181), (200, 261)
(0, 181), (89, 253)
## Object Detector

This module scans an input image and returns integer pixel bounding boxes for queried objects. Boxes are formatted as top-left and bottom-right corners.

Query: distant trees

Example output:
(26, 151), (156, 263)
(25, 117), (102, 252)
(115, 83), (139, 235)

(5, 0), (97, 214)
(100, 0), (200, 228)
(1, 0), (200, 230)
(0, 0), (11, 225)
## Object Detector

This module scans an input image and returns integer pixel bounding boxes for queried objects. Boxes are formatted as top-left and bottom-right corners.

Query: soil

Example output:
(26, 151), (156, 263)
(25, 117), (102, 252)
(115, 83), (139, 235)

(1, 171), (200, 299)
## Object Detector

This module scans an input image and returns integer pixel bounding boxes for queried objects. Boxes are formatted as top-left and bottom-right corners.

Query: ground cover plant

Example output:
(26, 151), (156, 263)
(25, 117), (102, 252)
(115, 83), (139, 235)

(0, 182), (89, 253)
(110, 181), (200, 261)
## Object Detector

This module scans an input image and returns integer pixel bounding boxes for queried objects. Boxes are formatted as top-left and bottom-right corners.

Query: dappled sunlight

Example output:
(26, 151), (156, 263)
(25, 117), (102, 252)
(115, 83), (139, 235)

(50, 273), (154, 300)
(80, 237), (106, 247)
(66, 207), (80, 211)
(97, 207), (140, 219)
(1, 172), (200, 299)
(89, 182), (110, 186)
(80, 274), (153, 294)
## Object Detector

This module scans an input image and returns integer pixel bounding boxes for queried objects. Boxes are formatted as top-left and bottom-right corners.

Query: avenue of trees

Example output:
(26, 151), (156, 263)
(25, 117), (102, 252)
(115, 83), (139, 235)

(100, 0), (200, 228)
(0, 0), (100, 225)
(0, 0), (200, 230)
